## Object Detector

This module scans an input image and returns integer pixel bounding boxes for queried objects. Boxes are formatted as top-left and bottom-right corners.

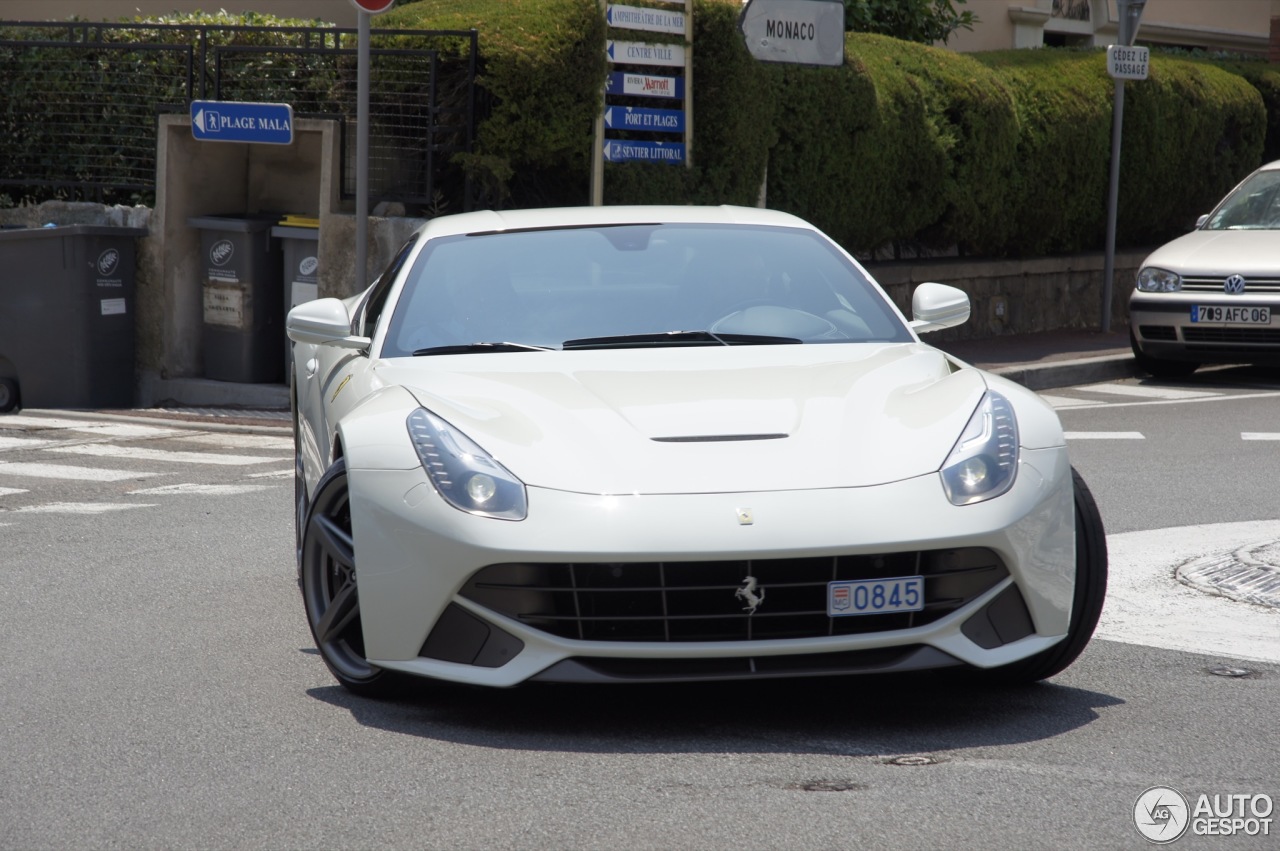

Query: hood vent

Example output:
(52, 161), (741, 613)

(651, 433), (788, 443)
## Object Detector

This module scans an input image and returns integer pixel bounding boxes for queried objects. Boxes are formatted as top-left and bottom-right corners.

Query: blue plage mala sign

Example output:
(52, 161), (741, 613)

(190, 100), (294, 145)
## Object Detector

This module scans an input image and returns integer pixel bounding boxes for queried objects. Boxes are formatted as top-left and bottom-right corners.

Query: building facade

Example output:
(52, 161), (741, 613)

(949, 0), (1275, 55)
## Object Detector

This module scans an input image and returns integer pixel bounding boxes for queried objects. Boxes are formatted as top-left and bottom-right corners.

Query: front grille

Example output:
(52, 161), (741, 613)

(1181, 277), (1280, 294)
(460, 548), (1008, 643)
(1138, 325), (1177, 341)
(1183, 327), (1280, 344)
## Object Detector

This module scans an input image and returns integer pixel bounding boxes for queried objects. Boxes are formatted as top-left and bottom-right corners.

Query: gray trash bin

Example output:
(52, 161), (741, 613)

(189, 214), (284, 383)
(0, 224), (147, 411)
(271, 223), (320, 374)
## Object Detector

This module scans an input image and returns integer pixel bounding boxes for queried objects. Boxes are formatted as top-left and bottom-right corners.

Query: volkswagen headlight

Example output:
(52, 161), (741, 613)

(407, 408), (527, 520)
(941, 391), (1019, 506)
(1136, 267), (1182, 293)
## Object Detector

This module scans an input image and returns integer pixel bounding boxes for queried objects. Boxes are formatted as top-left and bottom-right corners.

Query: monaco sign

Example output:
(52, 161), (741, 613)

(739, 0), (845, 67)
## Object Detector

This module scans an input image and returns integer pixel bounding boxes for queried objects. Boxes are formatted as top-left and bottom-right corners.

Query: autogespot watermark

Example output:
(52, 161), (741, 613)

(1134, 786), (1274, 843)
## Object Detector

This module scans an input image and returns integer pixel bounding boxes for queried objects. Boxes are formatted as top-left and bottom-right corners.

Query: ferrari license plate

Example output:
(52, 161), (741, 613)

(1191, 305), (1270, 324)
(828, 576), (924, 617)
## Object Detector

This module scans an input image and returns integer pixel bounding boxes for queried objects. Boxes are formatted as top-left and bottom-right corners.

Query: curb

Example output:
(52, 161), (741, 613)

(987, 354), (1139, 392)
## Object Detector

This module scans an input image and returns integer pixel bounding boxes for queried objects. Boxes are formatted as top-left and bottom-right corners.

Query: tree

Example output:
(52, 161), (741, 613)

(843, 0), (978, 45)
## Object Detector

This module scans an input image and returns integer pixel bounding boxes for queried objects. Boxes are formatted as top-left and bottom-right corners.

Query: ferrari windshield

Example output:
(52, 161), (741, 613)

(381, 222), (913, 356)
(1205, 168), (1280, 230)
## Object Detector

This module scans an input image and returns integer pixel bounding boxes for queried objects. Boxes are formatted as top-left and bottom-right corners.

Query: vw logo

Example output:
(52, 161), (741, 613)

(1224, 274), (1247, 295)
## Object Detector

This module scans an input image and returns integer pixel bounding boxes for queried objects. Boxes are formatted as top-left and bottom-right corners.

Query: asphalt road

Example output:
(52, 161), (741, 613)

(1, 377), (1278, 850)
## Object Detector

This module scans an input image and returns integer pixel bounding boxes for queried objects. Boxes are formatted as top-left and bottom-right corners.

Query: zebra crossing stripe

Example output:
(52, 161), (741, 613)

(1242, 433), (1280, 441)
(12, 502), (156, 515)
(180, 433), (294, 451)
(1080, 383), (1218, 400)
(47, 444), (280, 466)
(1063, 432), (1145, 440)
(0, 486), (29, 496)
(0, 437), (55, 451)
(128, 484), (273, 495)
(0, 461), (161, 482)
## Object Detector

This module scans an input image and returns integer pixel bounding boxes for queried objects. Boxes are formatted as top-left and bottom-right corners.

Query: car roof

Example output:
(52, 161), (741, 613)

(415, 205), (819, 240)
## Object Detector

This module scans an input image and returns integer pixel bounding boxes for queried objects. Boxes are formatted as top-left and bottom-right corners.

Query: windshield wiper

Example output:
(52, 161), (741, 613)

(412, 341), (554, 356)
(561, 330), (802, 350)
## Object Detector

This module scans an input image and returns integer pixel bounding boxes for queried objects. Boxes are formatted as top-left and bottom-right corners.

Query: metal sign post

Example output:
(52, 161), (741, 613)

(349, 0), (395, 287)
(1101, 0), (1147, 333)
(593, 0), (691, 205)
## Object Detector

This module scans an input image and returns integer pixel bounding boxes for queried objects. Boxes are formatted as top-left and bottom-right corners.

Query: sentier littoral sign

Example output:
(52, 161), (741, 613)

(190, 100), (294, 145)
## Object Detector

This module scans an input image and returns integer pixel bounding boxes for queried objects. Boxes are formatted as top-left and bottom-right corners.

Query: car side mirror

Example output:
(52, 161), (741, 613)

(1195, 214), (1209, 229)
(287, 298), (371, 349)
(909, 283), (971, 334)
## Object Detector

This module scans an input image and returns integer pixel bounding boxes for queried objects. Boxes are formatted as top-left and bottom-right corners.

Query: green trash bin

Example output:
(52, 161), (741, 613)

(0, 224), (147, 411)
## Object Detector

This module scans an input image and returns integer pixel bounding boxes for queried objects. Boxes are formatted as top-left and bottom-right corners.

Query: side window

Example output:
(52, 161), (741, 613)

(358, 235), (419, 337)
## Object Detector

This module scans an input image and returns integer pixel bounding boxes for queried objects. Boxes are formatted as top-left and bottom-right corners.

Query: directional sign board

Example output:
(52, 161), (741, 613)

(604, 106), (684, 134)
(606, 4), (686, 34)
(739, 0), (845, 67)
(191, 100), (294, 145)
(603, 140), (685, 165)
(606, 71), (685, 100)
(608, 40), (686, 68)
(1107, 44), (1150, 80)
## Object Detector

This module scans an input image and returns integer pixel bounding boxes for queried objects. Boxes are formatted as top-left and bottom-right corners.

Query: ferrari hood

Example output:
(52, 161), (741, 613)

(1142, 229), (1278, 278)
(382, 344), (988, 495)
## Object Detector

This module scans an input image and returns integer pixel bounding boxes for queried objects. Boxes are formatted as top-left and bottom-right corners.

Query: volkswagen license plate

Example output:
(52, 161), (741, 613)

(828, 576), (924, 617)
(1191, 305), (1270, 324)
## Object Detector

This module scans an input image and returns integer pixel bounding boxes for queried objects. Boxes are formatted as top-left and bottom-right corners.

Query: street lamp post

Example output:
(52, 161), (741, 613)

(1101, 0), (1146, 333)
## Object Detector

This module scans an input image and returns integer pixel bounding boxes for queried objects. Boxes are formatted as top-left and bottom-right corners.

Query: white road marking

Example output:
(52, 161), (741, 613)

(1098, 521), (1280, 665)
(0, 416), (180, 439)
(128, 483), (272, 496)
(12, 502), (156, 515)
(0, 436), (54, 451)
(247, 469), (293, 479)
(0, 415), (114, 429)
(1038, 394), (1096, 409)
(47, 444), (279, 466)
(179, 433), (293, 451)
(1064, 432), (1145, 440)
(0, 462), (160, 482)
(0, 487), (29, 497)
(1080, 382), (1218, 400)
(1242, 433), (1280, 441)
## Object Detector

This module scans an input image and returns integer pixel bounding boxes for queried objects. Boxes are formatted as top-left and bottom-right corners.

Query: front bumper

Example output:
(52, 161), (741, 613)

(1130, 293), (1280, 364)
(347, 446), (1075, 687)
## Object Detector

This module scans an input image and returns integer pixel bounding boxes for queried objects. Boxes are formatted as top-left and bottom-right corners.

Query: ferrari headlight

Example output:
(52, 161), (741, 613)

(1136, 267), (1182, 293)
(940, 391), (1018, 506)
(406, 408), (527, 520)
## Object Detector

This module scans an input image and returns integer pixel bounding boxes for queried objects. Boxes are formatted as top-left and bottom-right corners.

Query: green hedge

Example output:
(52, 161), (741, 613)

(2, 0), (1274, 258)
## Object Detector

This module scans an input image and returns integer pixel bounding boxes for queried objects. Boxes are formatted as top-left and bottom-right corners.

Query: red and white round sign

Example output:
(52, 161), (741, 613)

(349, 0), (395, 14)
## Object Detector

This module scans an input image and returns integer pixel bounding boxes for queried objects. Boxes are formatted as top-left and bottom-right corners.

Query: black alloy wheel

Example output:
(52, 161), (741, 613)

(300, 458), (393, 696)
(986, 466), (1108, 684)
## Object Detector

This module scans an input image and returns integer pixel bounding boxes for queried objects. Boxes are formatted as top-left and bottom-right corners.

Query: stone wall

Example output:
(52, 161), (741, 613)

(867, 249), (1147, 342)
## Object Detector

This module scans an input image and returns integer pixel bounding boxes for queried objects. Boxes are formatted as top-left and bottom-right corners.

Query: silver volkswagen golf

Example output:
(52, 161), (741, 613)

(1129, 159), (1280, 378)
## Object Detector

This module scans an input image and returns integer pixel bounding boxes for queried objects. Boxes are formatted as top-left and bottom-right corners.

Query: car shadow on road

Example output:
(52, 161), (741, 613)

(306, 669), (1124, 756)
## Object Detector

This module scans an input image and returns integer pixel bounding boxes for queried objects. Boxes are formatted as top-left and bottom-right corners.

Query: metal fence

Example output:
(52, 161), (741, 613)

(0, 21), (478, 212)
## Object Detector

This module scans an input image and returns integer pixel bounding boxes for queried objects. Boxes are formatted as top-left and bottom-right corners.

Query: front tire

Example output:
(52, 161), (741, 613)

(986, 466), (1108, 684)
(300, 458), (395, 697)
